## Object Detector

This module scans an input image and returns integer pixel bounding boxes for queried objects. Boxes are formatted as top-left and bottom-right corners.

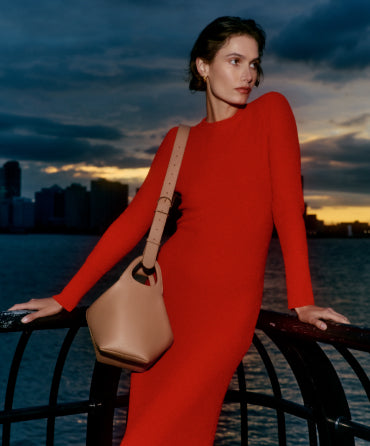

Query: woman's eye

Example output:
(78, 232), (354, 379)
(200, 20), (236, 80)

(230, 58), (240, 65)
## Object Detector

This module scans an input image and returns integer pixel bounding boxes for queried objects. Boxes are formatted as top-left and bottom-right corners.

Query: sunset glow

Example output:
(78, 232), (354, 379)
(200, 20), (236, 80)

(43, 164), (149, 182)
(307, 206), (370, 225)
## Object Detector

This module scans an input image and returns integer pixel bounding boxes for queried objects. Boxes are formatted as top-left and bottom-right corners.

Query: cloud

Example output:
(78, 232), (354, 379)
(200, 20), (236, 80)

(271, 0), (370, 71)
(301, 133), (370, 194)
(335, 113), (370, 128)
(0, 111), (154, 168)
(302, 132), (370, 163)
(145, 146), (161, 155)
(0, 133), (119, 163)
(0, 113), (123, 140)
(0, 132), (154, 168)
(305, 191), (370, 209)
(0, 61), (184, 93)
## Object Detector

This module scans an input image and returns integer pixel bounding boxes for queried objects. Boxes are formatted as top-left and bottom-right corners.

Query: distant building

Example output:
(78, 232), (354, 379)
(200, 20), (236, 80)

(335, 221), (370, 238)
(35, 185), (65, 230)
(65, 183), (90, 231)
(12, 197), (35, 230)
(0, 161), (23, 230)
(0, 199), (10, 229)
(1, 161), (21, 199)
(0, 169), (6, 200)
(90, 179), (128, 233)
(304, 213), (325, 236)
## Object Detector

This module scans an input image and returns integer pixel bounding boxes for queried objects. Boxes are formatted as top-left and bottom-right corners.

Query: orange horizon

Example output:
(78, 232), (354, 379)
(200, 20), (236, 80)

(307, 206), (370, 225)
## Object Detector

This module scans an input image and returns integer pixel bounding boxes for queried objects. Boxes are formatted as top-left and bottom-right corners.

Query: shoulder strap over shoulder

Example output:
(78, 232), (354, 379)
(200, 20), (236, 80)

(142, 125), (190, 272)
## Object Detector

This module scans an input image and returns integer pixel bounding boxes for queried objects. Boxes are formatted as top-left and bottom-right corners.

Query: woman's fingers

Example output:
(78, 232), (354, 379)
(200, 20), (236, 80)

(294, 305), (350, 331)
(321, 307), (350, 324)
(313, 318), (328, 331)
(8, 300), (45, 311)
(8, 298), (63, 323)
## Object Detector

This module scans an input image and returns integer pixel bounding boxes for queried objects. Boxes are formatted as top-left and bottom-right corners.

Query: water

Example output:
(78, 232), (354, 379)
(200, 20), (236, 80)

(0, 235), (369, 445)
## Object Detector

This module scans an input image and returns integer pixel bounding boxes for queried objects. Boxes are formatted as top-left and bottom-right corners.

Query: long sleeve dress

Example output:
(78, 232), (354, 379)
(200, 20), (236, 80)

(54, 91), (314, 445)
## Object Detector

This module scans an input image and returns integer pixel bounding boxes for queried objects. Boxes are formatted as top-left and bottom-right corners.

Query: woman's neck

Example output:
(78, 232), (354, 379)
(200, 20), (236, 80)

(205, 96), (244, 123)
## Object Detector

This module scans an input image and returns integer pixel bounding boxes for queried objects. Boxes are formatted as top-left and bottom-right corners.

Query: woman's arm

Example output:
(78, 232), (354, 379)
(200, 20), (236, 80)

(267, 92), (314, 309)
(9, 127), (179, 322)
(266, 93), (349, 329)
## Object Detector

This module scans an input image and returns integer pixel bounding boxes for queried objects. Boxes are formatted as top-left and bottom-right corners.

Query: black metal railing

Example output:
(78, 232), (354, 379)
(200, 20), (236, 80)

(231, 311), (370, 445)
(0, 308), (369, 445)
(0, 308), (124, 446)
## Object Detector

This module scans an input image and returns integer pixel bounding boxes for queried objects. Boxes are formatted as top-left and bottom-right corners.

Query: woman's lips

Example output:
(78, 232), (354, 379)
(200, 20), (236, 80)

(235, 87), (251, 95)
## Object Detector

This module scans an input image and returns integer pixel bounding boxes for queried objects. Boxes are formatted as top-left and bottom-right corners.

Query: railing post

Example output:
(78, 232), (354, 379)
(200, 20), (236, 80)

(267, 333), (355, 446)
(86, 361), (122, 446)
(2, 330), (32, 446)
(252, 334), (287, 446)
(236, 361), (248, 445)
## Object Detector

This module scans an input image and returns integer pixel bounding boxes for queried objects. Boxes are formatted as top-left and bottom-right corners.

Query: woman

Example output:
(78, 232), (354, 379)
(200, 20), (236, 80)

(10, 16), (349, 445)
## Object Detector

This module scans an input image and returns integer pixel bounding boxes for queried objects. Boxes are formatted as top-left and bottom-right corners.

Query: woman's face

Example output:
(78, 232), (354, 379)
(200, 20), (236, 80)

(197, 34), (260, 109)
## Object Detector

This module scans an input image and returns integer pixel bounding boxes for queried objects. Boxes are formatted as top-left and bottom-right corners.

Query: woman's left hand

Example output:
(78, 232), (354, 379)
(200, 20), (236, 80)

(294, 305), (350, 331)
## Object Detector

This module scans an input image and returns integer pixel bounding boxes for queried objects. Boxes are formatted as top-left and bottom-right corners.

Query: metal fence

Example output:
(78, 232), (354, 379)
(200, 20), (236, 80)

(0, 308), (369, 445)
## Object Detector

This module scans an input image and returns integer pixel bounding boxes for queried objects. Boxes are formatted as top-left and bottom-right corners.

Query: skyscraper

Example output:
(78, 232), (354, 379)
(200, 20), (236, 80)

(35, 185), (65, 229)
(0, 167), (5, 199)
(90, 179), (128, 233)
(65, 183), (90, 231)
(2, 161), (21, 199)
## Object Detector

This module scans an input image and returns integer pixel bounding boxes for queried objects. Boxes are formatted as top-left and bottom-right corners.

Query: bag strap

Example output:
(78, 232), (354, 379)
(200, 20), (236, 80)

(142, 125), (190, 272)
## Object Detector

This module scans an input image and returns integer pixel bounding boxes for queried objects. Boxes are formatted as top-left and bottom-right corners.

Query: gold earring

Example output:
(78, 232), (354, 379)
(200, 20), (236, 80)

(203, 76), (207, 82)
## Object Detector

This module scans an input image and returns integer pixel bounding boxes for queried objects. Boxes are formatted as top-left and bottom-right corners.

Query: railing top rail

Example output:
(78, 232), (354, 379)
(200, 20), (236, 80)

(0, 307), (87, 332)
(257, 309), (370, 353)
(1, 307), (369, 353)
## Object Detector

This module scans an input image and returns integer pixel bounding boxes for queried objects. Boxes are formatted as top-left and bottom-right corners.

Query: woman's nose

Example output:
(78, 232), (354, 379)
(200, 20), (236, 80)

(241, 68), (253, 83)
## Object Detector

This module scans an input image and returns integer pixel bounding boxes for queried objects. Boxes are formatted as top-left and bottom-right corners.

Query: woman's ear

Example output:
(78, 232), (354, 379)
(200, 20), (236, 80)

(196, 57), (209, 79)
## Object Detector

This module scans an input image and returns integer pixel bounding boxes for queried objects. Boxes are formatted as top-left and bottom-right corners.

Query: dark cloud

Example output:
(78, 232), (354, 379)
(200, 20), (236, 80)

(302, 133), (370, 163)
(145, 146), (160, 155)
(305, 164), (370, 194)
(0, 133), (120, 163)
(302, 133), (370, 194)
(0, 63), (183, 93)
(0, 114), (151, 167)
(306, 191), (370, 209)
(0, 132), (152, 167)
(271, 0), (370, 71)
(0, 113), (123, 140)
(113, 156), (151, 169)
(335, 113), (370, 128)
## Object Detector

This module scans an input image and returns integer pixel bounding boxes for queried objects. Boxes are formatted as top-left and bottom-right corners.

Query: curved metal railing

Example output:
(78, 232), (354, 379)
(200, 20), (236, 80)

(234, 311), (370, 445)
(0, 308), (369, 445)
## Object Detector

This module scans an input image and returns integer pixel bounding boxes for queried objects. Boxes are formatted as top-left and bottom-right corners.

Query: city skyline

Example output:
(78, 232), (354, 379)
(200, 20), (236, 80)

(0, 160), (130, 233)
(2, 160), (369, 234)
(0, 0), (369, 225)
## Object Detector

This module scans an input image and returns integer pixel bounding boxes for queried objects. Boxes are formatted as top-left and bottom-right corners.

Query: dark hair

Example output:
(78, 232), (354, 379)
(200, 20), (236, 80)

(189, 16), (266, 91)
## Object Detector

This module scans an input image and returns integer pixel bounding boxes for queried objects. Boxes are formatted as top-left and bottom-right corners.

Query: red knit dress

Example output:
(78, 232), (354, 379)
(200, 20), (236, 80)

(54, 92), (314, 445)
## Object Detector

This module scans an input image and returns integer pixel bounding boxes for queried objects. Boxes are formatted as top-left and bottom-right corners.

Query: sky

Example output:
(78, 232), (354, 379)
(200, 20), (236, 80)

(0, 0), (369, 224)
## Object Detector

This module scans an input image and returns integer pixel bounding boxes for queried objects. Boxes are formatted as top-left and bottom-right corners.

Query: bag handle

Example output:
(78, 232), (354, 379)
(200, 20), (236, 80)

(142, 125), (190, 273)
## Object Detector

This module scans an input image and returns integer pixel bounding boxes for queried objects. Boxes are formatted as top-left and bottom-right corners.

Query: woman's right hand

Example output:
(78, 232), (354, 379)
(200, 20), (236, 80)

(8, 298), (63, 324)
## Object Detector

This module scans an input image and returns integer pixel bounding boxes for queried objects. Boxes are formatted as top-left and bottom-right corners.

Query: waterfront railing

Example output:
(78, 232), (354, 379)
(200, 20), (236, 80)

(0, 308), (369, 445)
